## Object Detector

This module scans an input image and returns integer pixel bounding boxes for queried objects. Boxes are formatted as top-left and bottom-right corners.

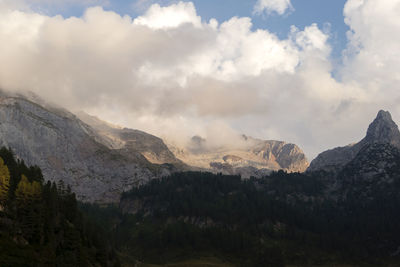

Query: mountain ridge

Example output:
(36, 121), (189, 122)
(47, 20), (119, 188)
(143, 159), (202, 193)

(167, 134), (309, 177)
(77, 111), (310, 176)
(308, 109), (400, 172)
(77, 111), (184, 166)
(0, 93), (161, 203)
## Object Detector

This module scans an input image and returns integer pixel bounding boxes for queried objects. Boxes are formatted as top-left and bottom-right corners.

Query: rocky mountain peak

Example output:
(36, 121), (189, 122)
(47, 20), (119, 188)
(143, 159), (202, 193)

(364, 110), (400, 147)
(308, 109), (400, 172)
(0, 95), (162, 203)
(168, 134), (309, 177)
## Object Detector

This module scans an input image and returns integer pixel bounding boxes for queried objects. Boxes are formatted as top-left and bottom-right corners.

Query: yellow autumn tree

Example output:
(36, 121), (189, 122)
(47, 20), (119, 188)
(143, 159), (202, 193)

(15, 175), (42, 203)
(0, 157), (10, 205)
(15, 175), (43, 243)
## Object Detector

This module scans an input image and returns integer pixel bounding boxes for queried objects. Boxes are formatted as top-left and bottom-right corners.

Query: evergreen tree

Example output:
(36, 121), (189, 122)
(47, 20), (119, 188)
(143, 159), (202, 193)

(14, 175), (43, 242)
(15, 175), (32, 202)
(0, 157), (10, 207)
(0, 147), (119, 266)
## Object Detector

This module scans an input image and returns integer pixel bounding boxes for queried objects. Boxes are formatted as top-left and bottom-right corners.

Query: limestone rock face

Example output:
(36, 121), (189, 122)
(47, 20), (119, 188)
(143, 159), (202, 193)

(340, 142), (400, 184)
(306, 144), (361, 173)
(167, 135), (309, 178)
(334, 142), (400, 202)
(0, 95), (159, 203)
(77, 112), (181, 165)
(251, 140), (309, 173)
(364, 110), (400, 146)
(308, 110), (400, 172)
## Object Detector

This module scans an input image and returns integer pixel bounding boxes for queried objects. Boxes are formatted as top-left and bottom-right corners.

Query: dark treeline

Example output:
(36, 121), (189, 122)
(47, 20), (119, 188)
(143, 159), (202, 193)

(111, 171), (400, 266)
(2, 144), (400, 266)
(0, 147), (120, 267)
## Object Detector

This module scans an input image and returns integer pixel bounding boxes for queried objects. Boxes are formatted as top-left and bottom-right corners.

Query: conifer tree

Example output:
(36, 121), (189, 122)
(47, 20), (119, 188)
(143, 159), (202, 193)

(0, 147), (118, 265)
(0, 157), (10, 206)
(15, 175), (44, 242)
(31, 181), (42, 201)
(15, 175), (31, 203)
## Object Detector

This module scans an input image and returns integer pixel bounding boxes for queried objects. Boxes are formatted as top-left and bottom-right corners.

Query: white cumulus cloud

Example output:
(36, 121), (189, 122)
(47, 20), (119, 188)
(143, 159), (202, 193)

(342, 0), (400, 101)
(133, 2), (201, 29)
(253, 0), (293, 16)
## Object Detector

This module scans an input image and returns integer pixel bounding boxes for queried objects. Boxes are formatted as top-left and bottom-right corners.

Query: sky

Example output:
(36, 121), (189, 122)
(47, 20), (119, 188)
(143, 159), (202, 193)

(15, 0), (350, 58)
(0, 0), (400, 160)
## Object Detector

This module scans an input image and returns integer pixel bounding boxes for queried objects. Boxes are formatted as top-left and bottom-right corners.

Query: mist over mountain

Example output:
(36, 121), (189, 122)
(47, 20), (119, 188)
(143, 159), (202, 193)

(0, 91), (163, 203)
(2, 89), (400, 266)
(77, 111), (310, 178)
(0, 91), (310, 204)
(115, 109), (400, 266)
(2, 105), (400, 266)
(167, 134), (309, 177)
(2, 0), (400, 265)
(77, 111), (183, 165)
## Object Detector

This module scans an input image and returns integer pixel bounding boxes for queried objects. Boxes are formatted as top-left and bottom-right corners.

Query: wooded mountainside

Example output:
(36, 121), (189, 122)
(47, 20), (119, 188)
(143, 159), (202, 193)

(0, 147), (120, 267)
(2, 143), (400, 266)
(112, 170), (400, 266)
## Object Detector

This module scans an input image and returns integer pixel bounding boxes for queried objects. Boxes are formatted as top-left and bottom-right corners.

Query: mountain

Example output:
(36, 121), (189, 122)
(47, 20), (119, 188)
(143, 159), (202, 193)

(77, 114), (309, 176)
(115, 112), (400, 265)
(0, 92), (163, 203)
(167, 135), (309, 177)
(77, 112), (183, 166)
(338, 142), (400, 196)
(308, 110), (400, 172)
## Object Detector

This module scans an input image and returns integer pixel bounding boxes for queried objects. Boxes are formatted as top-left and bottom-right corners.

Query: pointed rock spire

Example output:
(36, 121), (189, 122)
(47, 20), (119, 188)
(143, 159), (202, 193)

(364, 110), (400, 147)
(308, 109), (400, 172)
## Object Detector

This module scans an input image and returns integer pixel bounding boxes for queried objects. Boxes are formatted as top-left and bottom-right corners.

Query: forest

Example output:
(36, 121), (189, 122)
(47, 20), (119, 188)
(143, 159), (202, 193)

(80, 168), (400, 266)
(2, 146), (400, 266)
(0, 147), (120, 267)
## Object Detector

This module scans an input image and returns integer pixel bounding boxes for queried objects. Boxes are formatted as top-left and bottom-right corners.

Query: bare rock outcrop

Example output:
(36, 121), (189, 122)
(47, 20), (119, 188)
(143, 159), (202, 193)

(167, 135), (309, 178)
(0, 94), (160, 203)
(308, 110), (400, 172)
(77, 112), (182, 165)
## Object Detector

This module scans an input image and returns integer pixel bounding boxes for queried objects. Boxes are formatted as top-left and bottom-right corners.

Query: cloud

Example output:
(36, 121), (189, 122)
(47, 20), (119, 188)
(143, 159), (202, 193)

(0, 0), (400, 160)
(132, 0), (171, 13)
(0, 0), (27, 11)
(342, 0), (400, 99)
(133, 2), (201, 29)
(253, 0), (293, 16)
